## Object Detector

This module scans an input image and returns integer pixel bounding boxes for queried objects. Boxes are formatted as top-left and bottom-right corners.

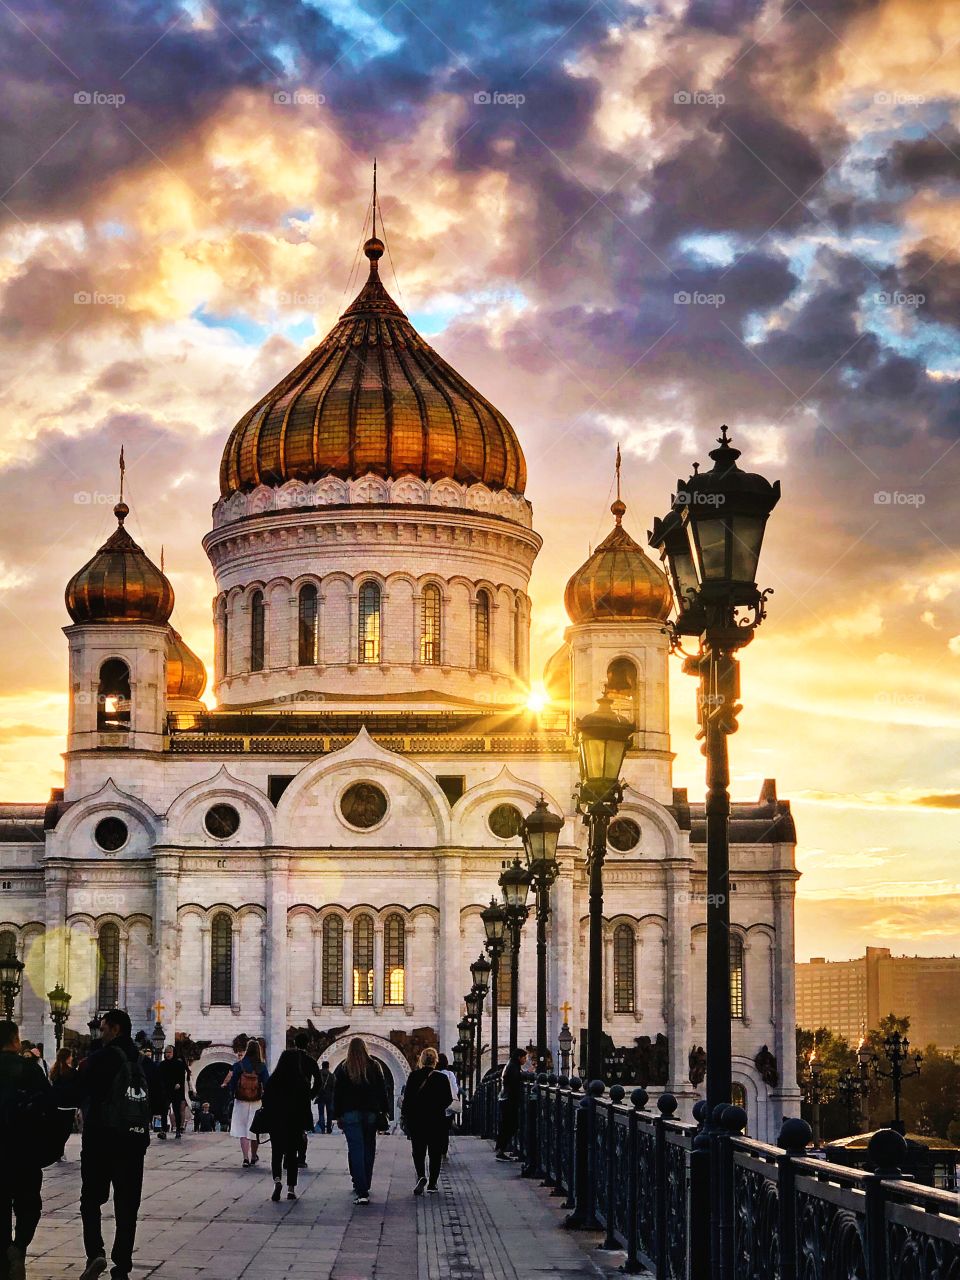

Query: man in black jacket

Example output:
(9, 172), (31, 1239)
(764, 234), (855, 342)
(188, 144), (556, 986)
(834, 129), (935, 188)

(0, 1020), (51, 1280)
(495, 1047), (527, 1160)
(293, 1034), (322, 1167)
(59, 1009), (150, 1280)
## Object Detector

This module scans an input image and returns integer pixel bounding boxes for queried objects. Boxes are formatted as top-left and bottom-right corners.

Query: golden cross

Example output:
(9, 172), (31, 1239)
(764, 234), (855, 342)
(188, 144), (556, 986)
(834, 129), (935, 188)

(559, 1001), (572, 1023)
(152, 1000), (165, 1020)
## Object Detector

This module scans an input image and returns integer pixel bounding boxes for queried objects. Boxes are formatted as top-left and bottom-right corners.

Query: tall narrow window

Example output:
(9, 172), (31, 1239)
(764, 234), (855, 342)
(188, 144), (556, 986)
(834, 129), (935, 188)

(250, 591), (265, 672)
(0, 932), (15, 962)
(210, 912), (233, 1007)
(298, 584), (319, 666)
(221, 606), (229, 678)
(383, 914), (405, 1005)
(353, 914), (374, 1004)
(613, 924), (635, 1013)
(729, 933), (744, 1019)
(420, 585), (441, 665)
(513, 603), (524, 676)
(97, 922), (120, 1010)
(358, 583), (381, 664)
(322, 915), (343, 1006)
(476, 590), (491, 671)
(497, 943), (513, 1008)
(607, 657), (638, 722)
(97, 659), (131, 731)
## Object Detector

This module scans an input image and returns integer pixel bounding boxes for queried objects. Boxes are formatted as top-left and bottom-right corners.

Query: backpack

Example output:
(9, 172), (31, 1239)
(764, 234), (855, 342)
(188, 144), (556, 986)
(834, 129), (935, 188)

(236, 1067), (262, 1102)
(0, 1086), (70, 1167)
(99, 1045), (152, 1138)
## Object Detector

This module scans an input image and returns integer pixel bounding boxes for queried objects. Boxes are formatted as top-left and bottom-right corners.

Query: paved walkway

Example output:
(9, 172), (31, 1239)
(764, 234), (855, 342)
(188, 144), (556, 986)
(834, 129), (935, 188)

(25, 1132), (631, 1279)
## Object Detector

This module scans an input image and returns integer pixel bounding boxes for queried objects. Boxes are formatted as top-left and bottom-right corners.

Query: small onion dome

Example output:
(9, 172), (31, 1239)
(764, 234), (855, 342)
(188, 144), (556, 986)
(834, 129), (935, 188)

(543, 644), (571, 703)
(65, 503), (174, 625)
(166, 627), (206, 702)
(564, 499), (672, 624)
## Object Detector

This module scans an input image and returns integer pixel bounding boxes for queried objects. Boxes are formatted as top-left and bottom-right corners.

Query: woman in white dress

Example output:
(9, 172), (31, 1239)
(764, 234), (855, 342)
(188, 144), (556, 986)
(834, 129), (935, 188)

(223, 1039), (269, 1166)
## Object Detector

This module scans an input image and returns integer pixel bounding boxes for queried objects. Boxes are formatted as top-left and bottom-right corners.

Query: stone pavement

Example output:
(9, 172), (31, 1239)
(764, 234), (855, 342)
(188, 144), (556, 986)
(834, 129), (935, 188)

(24, 1132), (634, 1279)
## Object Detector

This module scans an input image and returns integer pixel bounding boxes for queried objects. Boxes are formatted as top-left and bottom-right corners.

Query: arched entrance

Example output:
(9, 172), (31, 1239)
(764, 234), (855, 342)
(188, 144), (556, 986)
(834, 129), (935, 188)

(323, 1034), (411, 1119)
(195, 1060), (233, 1125)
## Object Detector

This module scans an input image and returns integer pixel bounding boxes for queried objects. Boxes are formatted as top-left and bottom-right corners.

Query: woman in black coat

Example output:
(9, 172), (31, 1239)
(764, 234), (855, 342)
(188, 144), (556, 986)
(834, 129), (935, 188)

(401, 1047), (452, 1195)
(262, 1050), (314, 1201)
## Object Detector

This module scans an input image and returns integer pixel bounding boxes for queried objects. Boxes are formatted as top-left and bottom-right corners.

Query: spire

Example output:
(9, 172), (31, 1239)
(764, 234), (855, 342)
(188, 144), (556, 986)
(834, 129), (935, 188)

(115, 444), (129, 525)
(611, 444), (626, 526)
(363, 157), (385, 277)
(372, 156), (377, 239)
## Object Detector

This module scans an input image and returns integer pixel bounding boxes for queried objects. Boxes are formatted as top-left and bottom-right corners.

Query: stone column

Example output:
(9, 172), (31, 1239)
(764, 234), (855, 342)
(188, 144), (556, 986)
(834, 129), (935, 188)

(403, 916), (415, 1015)
(118, 930), (129, 1009)
(769, 871), (802, 1131)
(199, 923), (211, 1016)
(265, 853), (290, 1066)
(231, 920), (241, 1015)
(343, 921), (354, 1010)
(311, 921), (323, 1015)
(665, 858), (693, 1107)
(437, 852), (462, 1052)
(154, 854), (180, 1039)
(42, 864), (68, 1046)
(373, 921), (385, 1011)
(603, 925), (614, 1022)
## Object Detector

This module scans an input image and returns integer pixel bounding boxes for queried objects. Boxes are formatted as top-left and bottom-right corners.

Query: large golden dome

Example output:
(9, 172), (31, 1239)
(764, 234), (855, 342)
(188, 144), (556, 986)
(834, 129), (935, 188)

(166, 627), (206, 701)
(65, 503), (174, 626)
(219, 238), (526, 498)
(565, 499), (672, 624)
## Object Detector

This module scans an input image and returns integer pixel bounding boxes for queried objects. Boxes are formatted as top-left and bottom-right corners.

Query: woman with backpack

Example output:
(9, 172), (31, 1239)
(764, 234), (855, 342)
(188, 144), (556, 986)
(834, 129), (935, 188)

(400, 1047), (452, 1195)
(262, 1050), (314, 1202)
(223, 1040), (268, 1167)
(332, 1038), (389, 1205)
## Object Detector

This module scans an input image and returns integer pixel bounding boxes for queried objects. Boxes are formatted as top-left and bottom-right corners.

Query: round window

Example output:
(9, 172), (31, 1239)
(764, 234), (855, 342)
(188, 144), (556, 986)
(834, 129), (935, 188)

(94, 817), (128, 852)
(205, 804), (241, 839)
(340, 782), (388, 830)
(488, 803), (523, 840)
(607, 817), (641, 852)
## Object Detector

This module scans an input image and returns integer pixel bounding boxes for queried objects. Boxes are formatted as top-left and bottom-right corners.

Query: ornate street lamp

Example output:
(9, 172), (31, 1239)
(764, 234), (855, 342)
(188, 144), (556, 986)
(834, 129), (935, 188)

(837, 1067), (868, 1136)
(481, 897), (507, 1070)
(457, 1015), (474, 1105)
(0, 943), (24, 1022)
(88, 1013), (102, 1044)
(557, 1020), (574, 1079)
(574, 692), (634, 1083)
(499, 858), (531, 1057)
(872, 1031), (921, 1135)
(470, 953), (492, 1092)
(805, 1054), (828, 1147)
(47, 982), (72, 1052)
(151, 1019), (166, 1064)
(520, 796), (563, 1074)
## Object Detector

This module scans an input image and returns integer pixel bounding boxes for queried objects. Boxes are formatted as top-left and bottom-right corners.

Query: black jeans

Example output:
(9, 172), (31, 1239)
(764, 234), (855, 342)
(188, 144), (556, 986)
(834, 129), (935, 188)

(0, 1164), (42, 1253)
(497, 1100), (519, 1152)
(80, 1135), (146, 1276)
(271, 1135), (301, 1187)
(410, 1127), (446, 1186)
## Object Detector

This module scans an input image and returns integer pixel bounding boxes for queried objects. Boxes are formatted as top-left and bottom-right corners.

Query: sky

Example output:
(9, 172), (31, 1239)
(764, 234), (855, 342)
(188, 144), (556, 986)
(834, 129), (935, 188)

(0, 0), (958, 962)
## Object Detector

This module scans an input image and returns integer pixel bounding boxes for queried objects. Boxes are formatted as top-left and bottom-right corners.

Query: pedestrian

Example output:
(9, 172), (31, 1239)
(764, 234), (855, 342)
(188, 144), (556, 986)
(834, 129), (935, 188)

(436, 1052), (460, 1163)
(262, 1049), (314, 1203)
(159, 1045), (188, 1139)
(332, 1038), (389, 1205)
(495, 1047), (527, 1161)
(401, 1047), (452, 1196)
(0, 1019), (51, 1280)
(63, 1008), (152, 1280)
(196, 1102), (216, 1133)
(50, 1048), (80, 1152)
(292, 1034), (322, 1168)
(223, 1039), (268, 1167)
(32, 1043), (50, 1080)
(315, 1060), (334, 1133)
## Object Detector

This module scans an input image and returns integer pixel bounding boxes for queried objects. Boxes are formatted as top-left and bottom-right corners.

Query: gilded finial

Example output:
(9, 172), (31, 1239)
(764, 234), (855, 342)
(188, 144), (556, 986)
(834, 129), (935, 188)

(115, 445), (128, 524)
(611, 443), (626, 525)
(363, 158), (385, 272)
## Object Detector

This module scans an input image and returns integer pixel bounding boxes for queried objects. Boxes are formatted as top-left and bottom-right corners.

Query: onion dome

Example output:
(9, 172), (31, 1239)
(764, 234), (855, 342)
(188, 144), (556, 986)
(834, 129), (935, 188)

(564, 498), (672, 624)
(543, 644), (571, 703)
(166, 627), (206, 702)
(65, 503), (174, 625)
(218, 237), (526, 497)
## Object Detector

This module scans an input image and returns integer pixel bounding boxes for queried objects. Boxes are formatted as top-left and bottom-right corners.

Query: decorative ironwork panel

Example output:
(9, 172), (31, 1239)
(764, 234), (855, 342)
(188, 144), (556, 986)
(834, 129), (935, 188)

(635, 1124), (657, 1265)
(665, 1137), (689, 1280)
(612, 1112), (631, 1246)
(796, 1191), (867, 1280)
(734, 1161), (781, 1280)
(885, 1193), (960, 1280)
(594, 1106), (610, 1226)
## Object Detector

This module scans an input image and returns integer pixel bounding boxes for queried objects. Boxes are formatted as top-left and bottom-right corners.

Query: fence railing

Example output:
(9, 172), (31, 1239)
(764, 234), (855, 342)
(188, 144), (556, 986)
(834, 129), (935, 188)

(468, 1074), (960, 1280)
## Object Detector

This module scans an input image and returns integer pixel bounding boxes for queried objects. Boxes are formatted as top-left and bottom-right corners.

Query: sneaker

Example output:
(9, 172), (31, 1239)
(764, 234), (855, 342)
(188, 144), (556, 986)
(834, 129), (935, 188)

(251, 1154), (260, 1165)
(271, 1181), (282, 1203)
(413, 1176), (427, 1196)
(7, 1245), (26, 1280)
(80, 1258), (108, 1280)
(427, 1185), (439, 1194)
(287, 1189), (297, 1201)
(175, 1131), (183, 1140)
(353, 1193), (369, 1204)
(157, 1131), (167, 1140)
(298, 1159), (308, 1168)
(495, 1152), (511, 1162)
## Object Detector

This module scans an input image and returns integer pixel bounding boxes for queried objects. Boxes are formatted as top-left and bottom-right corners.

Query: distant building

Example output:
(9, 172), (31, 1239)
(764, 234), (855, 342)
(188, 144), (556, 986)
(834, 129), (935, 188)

(796, 947), (960, 1049)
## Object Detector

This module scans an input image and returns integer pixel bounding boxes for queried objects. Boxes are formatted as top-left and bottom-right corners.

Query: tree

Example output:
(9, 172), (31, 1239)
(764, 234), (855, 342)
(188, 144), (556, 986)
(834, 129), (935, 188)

(861, 1014), (960, 1139)
(796, 1026), (859, 1141)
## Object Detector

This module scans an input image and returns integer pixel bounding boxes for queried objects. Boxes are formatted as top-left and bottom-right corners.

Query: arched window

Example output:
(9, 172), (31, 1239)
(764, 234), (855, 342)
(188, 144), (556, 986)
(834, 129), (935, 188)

(298, 584), (319, 666)
(513, 603), (524, 676)
(321, 915), (343, 1006)
(358, 583), (381, 664)
(606, 657), (638, 722)
(250, 591), (265, 672)
(419, 585), (442, 666)
(0, 930), (15, 961)
(97, 922), (120, 1010)
(497, 944), (513, 1008)
(210, 912), (233, 1007)
(220, 605), (230, 679)
(97, 659), (131, 731)
(383, 914), (405, 1005)
(613, 924), (635, 1013)
(353, 914), (374, 1004)
(476, 590), (491, 671)
(729, 934), (744, 1019)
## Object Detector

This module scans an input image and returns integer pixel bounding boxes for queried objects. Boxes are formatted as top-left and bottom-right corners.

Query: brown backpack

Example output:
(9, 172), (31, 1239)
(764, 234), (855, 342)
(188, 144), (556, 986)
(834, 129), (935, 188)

(236, 1068), (262, 1102)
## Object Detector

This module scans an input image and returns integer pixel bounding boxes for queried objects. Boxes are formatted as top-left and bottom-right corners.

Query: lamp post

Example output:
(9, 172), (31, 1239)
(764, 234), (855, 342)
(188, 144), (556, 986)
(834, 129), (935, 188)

(87, 1013), (102, 1045)
(0, 944), (24, 1022)
(151, 1019), (166, 1064)
(574, 693), (635, 1083)
(871, 1031), (921, 1135)
(457, 1016), (474, 1105)
(452, 1040), (465, 1111)
(47, 982), (71, 1052)
(558, 1021), (574, 1078)
(857, 1039), (873, 1130)
(837, 1067), (867, 1136)
(470, 953), (492, 1092)
(520, 796), (564, 1074)
(805, 1054), (826, 1147)
(499, 858), (531, 1057)
(481, 897), (507, 1070)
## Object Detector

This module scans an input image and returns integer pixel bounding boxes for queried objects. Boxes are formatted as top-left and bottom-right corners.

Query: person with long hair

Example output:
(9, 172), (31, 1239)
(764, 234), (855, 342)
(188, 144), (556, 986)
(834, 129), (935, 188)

(401, 1047), (452, 1195)
(222, 1039), (268, 1167)
(332, 1038), (389, 1205)
(262, 1049), (314, 1202)
(50, 1047), (75, 1083)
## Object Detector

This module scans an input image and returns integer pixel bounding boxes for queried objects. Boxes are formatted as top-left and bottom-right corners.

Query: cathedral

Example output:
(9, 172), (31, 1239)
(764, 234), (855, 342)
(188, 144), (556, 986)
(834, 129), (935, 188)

(0, 228), (800, 1138)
